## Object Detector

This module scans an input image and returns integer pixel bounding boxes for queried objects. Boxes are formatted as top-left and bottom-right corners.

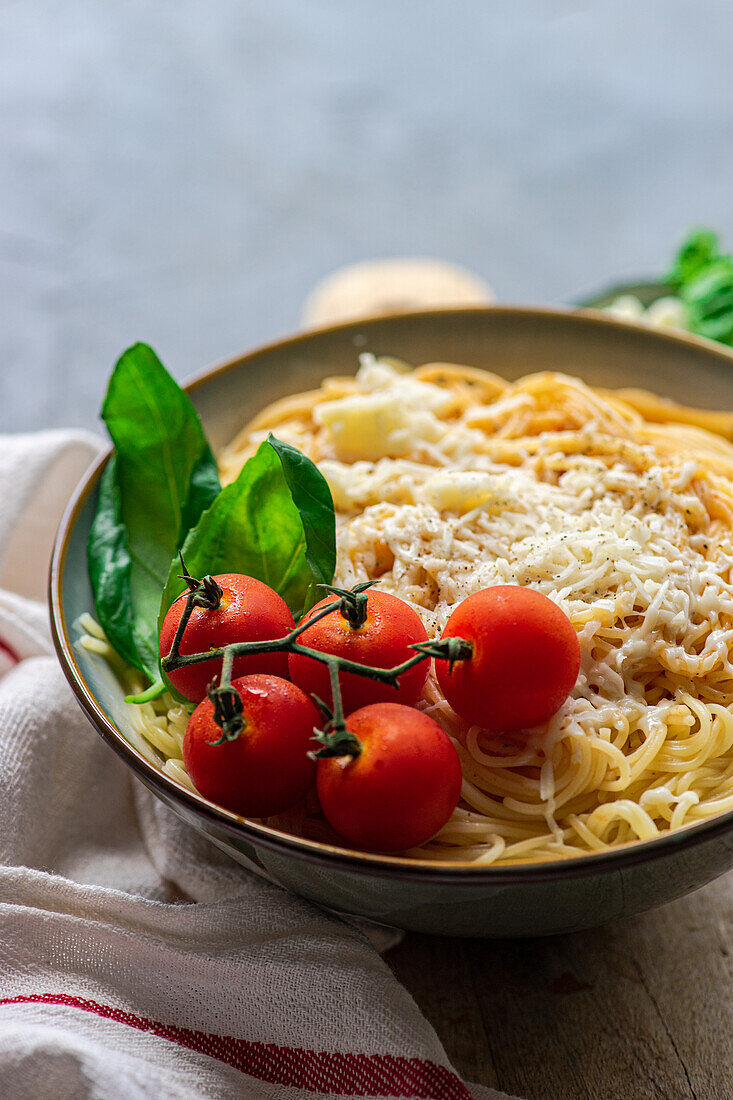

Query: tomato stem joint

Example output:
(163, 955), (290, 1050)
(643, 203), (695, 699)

(177, 552), (224, 611)
(310, 711), (362, 761)
(206, 679), (247, 746)
(411, 636), (474, 674)
(309, 677), (363, 761)
(318, 579), (377, 630)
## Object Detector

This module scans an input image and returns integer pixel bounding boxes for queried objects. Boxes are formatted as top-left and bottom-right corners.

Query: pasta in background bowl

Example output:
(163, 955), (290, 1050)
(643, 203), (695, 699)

(50, 307), (733, 936)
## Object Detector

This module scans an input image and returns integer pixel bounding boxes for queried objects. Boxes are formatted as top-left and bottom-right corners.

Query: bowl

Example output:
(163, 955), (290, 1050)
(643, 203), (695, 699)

(50, 306), (733, 937)
(575, 279), (675, 311)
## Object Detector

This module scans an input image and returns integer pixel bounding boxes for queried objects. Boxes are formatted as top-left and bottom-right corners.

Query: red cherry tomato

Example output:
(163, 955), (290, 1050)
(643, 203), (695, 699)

(288, 591), (429, 714)
(183, 674), (318, 817)
(160, 574), (294, 702)
(436, 585), (580, 732)
(316, 702), (462, 852)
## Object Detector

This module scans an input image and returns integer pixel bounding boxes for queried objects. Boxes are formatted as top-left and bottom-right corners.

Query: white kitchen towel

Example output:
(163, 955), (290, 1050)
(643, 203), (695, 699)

(0, 430), (516, 1100)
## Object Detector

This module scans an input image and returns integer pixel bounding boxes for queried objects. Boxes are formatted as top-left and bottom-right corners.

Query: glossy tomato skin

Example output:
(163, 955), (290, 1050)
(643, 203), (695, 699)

(436, 585), (581, 732)
(288, 591), (429, 714)
(183, 674), (318, 817)
(160, 574), (294, 702)
(316, 702), (462, 852)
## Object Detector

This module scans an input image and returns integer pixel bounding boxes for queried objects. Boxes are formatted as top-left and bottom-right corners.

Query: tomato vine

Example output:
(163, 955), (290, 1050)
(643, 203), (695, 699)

(160, 564), (471, 757)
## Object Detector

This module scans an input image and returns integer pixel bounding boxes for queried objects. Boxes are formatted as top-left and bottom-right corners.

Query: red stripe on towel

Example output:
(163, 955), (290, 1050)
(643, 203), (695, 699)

(0, 994), (472, 1098)
(0, 636), (20, 666)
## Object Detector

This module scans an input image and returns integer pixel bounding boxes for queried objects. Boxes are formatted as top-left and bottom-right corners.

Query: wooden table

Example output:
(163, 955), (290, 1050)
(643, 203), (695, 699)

(387, 874), (733, 1099)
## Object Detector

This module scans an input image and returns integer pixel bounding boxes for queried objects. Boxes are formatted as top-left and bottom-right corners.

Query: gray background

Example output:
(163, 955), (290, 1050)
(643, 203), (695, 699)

(2, 0), (732, 435)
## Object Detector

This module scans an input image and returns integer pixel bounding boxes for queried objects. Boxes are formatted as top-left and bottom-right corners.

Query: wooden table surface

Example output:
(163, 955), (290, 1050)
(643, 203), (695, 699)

(387, 874), (733, 1099)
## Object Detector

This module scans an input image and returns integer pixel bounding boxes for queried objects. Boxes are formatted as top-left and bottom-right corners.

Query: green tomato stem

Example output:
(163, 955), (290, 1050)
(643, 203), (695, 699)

(160, 581), (473, 752)
(205, 646), (246, 746)
(124, 678), (166, 705)
(219, 646), (235, 688)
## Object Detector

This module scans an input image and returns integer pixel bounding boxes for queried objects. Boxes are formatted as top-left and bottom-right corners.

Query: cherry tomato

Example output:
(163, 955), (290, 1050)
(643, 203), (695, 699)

(436, 585), (580, 732)
(316, 702), (462, 852)
(183, 674), (318, 817)
(288, 591), (429, 714)
(160, 574), (294, 702)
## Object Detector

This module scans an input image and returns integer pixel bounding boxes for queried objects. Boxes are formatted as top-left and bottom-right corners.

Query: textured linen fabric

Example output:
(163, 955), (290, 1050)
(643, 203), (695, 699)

(0, 430), (514, 1100)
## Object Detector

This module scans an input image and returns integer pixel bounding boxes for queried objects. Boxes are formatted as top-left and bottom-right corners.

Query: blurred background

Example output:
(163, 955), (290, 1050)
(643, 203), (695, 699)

(2, 0), (732, 433)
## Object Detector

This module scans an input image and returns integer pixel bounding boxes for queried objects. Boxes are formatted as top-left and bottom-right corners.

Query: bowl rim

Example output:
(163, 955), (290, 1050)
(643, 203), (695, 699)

(49, 303), (733, 884)
(572, 278), (676, 309)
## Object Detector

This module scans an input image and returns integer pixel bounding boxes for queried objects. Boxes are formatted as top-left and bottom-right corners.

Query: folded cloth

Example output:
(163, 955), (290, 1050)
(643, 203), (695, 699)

(0, 430), (515, 1100)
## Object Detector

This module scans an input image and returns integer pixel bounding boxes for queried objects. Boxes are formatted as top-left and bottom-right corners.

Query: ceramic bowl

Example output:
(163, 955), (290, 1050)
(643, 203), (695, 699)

(576, 279), (674, 310)
(50, 307), (733, 937)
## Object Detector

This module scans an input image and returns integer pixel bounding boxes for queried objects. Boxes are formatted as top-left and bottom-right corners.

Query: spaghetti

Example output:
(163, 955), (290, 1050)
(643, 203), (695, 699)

(91, 356), (733, 864)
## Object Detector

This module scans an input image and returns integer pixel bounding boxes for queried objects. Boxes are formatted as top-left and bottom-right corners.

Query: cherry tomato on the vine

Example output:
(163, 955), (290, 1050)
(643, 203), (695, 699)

(183, 674), (318, 817)
(436, 585), (581, 733)
(160, 574), (294, 702)
(288, 591), (429, 714)
(316, 702), (462, 852)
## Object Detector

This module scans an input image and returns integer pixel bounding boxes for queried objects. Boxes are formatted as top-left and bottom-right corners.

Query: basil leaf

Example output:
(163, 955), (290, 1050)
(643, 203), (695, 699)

(662, 229), (733, 347)
(87, 456), (141, 671)
(683, 260), (733, 346)
(159, 437), (336, 632)
(88, 343), (221, 681)
(267, 433), (336, 592)
(667, 228), (721, 289)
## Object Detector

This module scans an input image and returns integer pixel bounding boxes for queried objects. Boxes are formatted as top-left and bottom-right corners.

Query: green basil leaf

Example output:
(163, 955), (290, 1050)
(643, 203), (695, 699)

(662, 229), (733, 347)
(667, 228), (721, 289)
(266, 433), (336, 594)
(683, 260), (733, 346)
(158, 437), (336, 633)
(87, 456), (141, 672)
(88, 343), (221, 682)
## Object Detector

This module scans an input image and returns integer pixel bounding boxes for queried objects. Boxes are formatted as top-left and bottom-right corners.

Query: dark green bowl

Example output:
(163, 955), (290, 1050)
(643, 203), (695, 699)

(50, 306), (733, 936)
(575, 279), (675, 310)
